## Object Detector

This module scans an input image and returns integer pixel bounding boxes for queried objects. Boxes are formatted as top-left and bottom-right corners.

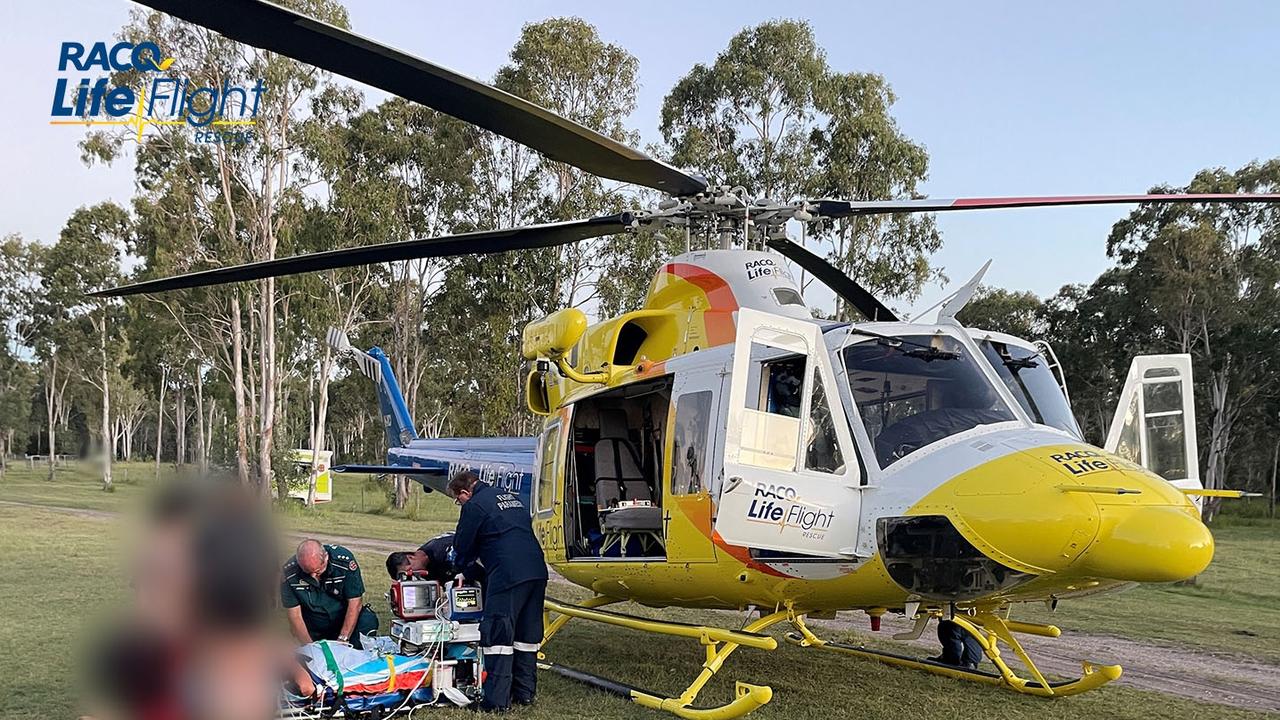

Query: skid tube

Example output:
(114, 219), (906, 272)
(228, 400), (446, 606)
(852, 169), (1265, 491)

(785, 609), (1121, 698)
(540, 597), (786, 720)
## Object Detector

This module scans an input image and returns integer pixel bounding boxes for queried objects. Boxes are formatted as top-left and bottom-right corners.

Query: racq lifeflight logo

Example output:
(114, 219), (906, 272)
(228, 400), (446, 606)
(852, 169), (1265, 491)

(49, 40), (265, 144)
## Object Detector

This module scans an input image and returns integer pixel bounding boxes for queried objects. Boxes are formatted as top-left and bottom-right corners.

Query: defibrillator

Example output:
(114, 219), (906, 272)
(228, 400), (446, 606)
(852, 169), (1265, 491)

(388, 574), (443, 620)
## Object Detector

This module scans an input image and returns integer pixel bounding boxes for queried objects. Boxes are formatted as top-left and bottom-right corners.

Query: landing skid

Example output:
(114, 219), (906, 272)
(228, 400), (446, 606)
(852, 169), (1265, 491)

(539, 599), (1121, 719)
(540, 597), (784, 720)
(786, 611), (1122, 698)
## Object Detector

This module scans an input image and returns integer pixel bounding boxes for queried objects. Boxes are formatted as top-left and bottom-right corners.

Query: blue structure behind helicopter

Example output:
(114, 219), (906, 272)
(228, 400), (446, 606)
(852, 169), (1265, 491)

(332, 346), (537, 508)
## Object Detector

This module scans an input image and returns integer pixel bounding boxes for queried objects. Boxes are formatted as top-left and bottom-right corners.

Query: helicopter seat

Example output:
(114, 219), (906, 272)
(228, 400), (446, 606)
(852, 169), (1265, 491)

(594, 410), (663, 556)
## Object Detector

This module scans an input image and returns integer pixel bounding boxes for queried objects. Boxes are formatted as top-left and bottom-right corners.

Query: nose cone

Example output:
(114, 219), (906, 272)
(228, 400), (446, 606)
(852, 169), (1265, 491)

(1075, 506), (1214, 583)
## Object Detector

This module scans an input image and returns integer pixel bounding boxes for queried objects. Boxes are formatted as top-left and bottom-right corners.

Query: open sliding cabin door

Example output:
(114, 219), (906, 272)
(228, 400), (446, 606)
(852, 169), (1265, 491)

(713, 308), (862, 558)
(1104, 354), (1202, 493)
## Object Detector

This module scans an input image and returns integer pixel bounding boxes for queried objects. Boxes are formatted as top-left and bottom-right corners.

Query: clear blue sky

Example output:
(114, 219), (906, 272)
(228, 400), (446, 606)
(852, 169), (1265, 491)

(4, 1), (1279, 310)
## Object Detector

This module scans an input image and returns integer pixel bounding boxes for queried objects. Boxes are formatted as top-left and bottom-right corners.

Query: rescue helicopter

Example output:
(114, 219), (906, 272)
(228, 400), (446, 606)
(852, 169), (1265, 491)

(100, 1), (1280, 717)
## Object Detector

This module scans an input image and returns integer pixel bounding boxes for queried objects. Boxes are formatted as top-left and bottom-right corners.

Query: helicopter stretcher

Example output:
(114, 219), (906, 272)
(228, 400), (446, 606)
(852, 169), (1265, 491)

(276, 577), (488, 719)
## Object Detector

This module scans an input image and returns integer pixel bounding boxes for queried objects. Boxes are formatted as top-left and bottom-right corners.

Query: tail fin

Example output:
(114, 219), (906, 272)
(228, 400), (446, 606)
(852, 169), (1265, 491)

(328, 328), (418, 448)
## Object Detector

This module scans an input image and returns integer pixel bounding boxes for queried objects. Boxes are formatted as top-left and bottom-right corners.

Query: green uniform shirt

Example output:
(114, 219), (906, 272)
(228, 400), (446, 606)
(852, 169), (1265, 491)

(281, 544), (368, 638)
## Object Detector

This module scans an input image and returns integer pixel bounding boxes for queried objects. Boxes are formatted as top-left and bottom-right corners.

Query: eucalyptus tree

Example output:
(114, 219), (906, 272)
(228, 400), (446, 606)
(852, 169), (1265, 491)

(1104, 161), (1280, 518)
(0, 235), (42, 475)
(660, 20), (938, 315)
(88, 0), (354, 493)
(34, 203), (129, 489)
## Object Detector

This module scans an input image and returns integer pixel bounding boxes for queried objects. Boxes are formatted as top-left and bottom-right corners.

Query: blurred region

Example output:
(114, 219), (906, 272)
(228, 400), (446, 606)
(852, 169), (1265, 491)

(82, 477), (282, 720)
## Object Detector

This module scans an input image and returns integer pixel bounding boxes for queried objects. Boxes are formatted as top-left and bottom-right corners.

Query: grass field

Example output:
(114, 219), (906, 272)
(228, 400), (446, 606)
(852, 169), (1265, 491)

(1, 461), (1277, 719)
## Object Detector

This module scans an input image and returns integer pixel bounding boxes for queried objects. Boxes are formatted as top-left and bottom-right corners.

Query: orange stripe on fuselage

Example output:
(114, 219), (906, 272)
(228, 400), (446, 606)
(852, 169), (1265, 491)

(662, 262), (739, 346)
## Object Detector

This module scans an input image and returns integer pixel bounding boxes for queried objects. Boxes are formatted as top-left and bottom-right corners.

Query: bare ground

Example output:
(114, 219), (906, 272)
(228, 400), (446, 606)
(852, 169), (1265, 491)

(6, 500), (1278, 712)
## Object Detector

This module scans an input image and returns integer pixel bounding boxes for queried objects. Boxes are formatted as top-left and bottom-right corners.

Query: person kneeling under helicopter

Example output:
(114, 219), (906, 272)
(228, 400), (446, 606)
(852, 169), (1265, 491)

(449, 470), (548, 712)
(930, 619), (984, 670)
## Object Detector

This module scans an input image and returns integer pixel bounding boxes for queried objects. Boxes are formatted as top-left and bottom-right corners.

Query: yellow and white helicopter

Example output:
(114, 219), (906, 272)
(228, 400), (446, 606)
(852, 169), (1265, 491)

(103, 1), (1280, 717)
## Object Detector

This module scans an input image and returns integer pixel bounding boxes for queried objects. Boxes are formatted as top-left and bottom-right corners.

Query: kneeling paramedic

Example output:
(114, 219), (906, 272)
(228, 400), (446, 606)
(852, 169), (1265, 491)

(449, 470), (548, 711)
(281, 539), (379, 649)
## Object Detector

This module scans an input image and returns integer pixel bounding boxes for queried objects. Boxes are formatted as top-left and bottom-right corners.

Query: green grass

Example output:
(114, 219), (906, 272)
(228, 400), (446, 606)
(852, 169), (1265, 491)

(0, 502), (1274, 717)
(0, 504), (1274, 720)
(0, 460), (459, 541)
(2, 460), (1280, 719)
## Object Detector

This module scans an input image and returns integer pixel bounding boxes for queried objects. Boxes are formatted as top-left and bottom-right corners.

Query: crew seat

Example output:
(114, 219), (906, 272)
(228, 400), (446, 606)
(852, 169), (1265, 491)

(594, 410), (663, 538)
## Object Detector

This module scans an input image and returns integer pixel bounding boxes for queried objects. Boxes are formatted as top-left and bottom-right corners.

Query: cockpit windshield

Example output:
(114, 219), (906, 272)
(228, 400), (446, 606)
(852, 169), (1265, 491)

(976, 340), (1082, 438)
(843, 333), (1016, 468)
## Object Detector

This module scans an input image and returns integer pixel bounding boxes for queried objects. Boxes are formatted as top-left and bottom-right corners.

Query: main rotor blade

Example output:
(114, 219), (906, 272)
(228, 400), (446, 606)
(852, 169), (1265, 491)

(813, 193), (1280, 218)
(766, 238), (899, 322)
(136, 0), (707, 196)
(97, 214), (634, 297)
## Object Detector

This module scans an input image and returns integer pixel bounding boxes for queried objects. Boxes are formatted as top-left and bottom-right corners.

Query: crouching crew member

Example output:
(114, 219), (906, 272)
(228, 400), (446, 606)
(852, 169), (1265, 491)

(282, 539), (379, 649)
(931, 618), (983, 670)
(385, 531), (485, 585)
(449, 471), (548, 711)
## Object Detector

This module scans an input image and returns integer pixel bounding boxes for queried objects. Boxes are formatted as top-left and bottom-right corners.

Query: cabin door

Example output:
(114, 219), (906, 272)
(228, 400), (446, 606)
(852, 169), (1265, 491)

(713, 308), (862, 558)
(1104, 354), (1201, 492)
(665, 368), (722, 562)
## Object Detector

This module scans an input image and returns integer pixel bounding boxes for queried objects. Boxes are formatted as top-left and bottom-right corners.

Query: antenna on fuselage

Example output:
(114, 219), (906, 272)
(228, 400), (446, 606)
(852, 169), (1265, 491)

(910, 260), (993, 325)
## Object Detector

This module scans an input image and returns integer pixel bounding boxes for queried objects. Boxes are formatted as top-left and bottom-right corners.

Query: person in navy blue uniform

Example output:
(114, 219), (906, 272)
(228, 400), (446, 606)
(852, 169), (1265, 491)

(932, 619), (983, 669)
(384, 531), (475, 584)
(449, 470), (548, 711)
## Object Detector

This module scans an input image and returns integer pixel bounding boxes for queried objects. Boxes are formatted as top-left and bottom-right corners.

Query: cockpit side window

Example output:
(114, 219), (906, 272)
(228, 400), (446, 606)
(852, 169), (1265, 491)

(843, 334), (1015, 468)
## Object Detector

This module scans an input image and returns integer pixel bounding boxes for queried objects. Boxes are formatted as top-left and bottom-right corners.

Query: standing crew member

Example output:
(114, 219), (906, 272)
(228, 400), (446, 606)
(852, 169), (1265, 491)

(281, 540), (379, 649)
(449, 471), (548, 711)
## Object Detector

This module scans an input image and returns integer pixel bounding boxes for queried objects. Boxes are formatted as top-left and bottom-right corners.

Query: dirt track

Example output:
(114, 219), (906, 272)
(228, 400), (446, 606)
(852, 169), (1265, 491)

(6, 499), (1278, 712)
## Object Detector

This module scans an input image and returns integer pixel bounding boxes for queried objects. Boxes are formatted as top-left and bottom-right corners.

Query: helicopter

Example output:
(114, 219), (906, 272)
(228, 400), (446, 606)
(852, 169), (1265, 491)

(99, 1), (1280, 717)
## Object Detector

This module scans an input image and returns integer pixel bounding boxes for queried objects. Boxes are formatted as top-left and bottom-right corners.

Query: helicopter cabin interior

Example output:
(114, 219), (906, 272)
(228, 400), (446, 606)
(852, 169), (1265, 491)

(561, 377), (673, 560)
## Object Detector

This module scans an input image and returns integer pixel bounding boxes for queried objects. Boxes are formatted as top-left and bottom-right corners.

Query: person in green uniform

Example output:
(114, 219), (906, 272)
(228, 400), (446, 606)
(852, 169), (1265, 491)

(281, 539), (379, 648)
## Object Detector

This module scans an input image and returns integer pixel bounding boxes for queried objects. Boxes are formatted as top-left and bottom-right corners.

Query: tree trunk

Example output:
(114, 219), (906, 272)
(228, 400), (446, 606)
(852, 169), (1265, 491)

(175, 383), (187, 468)
(205, 400), (215, 472)
(306, 368), (317, 507)
(194, 365), (207, 473)
(259, 276), (277, 499)
(98, 316), (112, 491)
(155, 366), (168, 481)
(232, 295), (251, 486)
(1203, 368), (1233, 523)
(1270, 438), (1278, 520)
(44, 357), (59, 482)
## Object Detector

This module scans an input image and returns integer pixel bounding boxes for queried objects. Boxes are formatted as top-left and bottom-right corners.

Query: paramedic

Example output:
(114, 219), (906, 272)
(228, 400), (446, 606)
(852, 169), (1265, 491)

(385, 531), (484, 584)
(449, 471), (548, 711)
(281, 540), (379, 649)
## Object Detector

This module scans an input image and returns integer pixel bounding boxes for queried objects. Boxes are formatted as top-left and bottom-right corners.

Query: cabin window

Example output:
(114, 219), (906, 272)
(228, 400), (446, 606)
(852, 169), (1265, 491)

(1142, 370), (1188, 481)
(1115, 392), (1141, 464)
(804, 376), (845, 474)
(740, 343), (807, 471)
(672, 391), (713, 494)
(773, 287), (804, 307)
(536, 424), (559, 513)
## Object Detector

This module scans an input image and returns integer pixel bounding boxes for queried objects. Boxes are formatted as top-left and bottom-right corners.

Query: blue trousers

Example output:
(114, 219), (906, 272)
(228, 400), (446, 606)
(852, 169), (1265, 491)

(937, 619), (983, 668)
(480, 580), (547, 709)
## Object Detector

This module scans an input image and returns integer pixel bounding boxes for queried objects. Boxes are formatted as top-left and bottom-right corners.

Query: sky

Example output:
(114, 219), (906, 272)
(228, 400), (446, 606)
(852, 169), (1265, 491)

(3, 1), (1279, 313)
